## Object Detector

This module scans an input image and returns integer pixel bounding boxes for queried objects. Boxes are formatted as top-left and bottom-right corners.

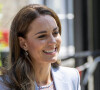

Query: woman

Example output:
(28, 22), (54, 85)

(0, 4), (80, 90)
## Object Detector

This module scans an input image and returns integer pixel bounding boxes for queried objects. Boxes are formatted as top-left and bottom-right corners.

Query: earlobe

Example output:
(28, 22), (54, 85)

(18, 37), (28, 50)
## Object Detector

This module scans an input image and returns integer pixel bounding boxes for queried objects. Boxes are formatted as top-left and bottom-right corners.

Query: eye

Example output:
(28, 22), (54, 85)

(38, 34), (46, 38)
(53, 31), (59, 36)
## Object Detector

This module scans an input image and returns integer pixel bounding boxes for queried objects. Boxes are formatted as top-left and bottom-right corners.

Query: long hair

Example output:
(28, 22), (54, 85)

(1, 4), (61, 90)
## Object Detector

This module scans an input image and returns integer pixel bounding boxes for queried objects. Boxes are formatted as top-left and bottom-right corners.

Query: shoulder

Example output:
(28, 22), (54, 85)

(52, 66), (79, 76)
(59, 66), (81, 89)
(59, 66), (80, 80)
(0, 75), (10, 90)
(60, 66), (79, 75)
(52, 66), (81, 90)
(52, 66), (80, 81)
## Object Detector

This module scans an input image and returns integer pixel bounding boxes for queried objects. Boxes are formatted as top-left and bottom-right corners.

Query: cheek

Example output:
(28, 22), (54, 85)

(27, 40), (46, 60)
(28, 42), (39, 51)
(57, 35), (62, 45)
(27, 41), (41, 59)
(27, 40), (46, 52)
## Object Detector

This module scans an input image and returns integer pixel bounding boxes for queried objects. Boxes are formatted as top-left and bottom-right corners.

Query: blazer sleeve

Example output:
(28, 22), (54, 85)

(0, 77), (10, 90)
(0, 83), (10, 90)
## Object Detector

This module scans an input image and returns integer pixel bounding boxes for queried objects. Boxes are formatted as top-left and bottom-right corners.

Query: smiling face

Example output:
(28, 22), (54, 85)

(20, 15), (61, 65)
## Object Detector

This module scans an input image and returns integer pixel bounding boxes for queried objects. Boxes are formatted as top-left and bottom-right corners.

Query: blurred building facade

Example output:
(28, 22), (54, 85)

(0, 0), (29, 29)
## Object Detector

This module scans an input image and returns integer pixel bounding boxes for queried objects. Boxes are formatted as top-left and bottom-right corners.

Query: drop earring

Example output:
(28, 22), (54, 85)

(25, 51), (28, 56)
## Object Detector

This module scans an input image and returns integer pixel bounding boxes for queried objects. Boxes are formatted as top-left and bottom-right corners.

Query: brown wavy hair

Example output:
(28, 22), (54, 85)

(1, 4), (61, 90)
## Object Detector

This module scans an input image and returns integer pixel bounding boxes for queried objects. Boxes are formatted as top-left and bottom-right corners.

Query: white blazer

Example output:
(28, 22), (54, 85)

(51, 66), (81, 90)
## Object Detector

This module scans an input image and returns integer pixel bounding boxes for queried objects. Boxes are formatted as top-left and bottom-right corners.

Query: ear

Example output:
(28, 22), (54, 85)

(18, 37), (28, 51)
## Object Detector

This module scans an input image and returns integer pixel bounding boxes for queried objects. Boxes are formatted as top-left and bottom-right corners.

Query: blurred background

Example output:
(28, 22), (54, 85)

(0, 0), (100, 90)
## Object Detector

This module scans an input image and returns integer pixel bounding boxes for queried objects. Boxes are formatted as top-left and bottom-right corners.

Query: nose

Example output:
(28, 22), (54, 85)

(48, 35), (56, 45)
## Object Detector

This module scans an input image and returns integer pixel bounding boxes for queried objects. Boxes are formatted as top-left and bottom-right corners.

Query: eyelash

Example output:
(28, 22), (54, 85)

(38, 31), (59, 39)
(53, 31), (59, 35)
(38, 35), (46, 38)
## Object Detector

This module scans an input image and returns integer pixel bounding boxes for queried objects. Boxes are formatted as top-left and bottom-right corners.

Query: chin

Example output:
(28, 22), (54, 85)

(49, 58), (58, 63)
(43, 56), (58, 63)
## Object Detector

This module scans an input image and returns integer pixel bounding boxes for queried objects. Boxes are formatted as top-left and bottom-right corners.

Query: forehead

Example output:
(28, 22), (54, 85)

(28, 15), (57, 33)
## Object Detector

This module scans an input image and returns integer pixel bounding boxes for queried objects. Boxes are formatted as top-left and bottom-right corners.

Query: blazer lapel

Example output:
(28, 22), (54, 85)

(51, 67), (70, 90)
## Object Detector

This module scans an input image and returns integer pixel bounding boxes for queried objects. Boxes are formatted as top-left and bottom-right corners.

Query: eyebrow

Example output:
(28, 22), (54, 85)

(34, 27), (58, 35)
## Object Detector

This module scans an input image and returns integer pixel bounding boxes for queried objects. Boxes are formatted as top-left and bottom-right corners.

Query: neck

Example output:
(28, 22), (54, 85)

(34, 63), (52, 86)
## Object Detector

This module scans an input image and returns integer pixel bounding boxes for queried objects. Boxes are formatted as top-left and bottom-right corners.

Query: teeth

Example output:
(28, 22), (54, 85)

(44, 49), (55, 53)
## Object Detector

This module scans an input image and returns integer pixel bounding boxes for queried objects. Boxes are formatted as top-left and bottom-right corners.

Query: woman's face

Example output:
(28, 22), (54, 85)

(25, 15), (61, 64)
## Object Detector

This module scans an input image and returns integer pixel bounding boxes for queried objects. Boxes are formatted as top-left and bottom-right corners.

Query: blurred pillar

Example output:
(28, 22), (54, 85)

(74, 0), (88, 90)
(92, 0), (100, 90)
(43, 0), (47, 5)
(74, 0), (88, 67)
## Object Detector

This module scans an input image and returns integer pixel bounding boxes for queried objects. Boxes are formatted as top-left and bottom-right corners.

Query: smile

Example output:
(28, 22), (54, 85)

(43, 48), (57, 54)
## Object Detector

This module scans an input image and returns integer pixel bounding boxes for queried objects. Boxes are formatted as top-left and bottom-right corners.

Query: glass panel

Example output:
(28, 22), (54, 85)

(46, 0), (66, 14)
(29, 0), (44, 4)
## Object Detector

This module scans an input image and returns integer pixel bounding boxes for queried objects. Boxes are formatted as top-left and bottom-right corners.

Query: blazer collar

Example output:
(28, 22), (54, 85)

(51, 67), (70, 90)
